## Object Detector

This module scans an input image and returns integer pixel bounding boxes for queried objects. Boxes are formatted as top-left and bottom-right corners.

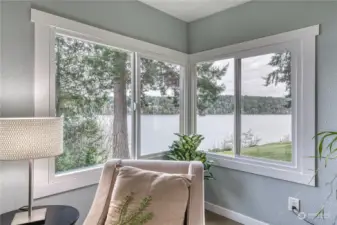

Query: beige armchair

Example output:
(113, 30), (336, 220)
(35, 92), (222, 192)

(83, 159), (205, 225)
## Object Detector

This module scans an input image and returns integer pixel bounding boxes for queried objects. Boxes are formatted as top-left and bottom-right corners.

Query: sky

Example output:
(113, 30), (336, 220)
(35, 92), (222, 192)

(216, 53), (288, 97)
(144, 53), (288, 98)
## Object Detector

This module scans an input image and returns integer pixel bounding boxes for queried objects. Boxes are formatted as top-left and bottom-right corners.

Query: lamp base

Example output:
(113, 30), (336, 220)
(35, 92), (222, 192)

(11, 208), (47, 225)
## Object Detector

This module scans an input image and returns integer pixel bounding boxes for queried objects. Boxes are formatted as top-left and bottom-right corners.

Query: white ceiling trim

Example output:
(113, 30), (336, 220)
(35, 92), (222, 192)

(138, 0), (251, 22)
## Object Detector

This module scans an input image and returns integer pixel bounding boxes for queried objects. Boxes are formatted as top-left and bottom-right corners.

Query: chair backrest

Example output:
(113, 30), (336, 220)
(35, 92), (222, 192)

(83, 159), (205, 225)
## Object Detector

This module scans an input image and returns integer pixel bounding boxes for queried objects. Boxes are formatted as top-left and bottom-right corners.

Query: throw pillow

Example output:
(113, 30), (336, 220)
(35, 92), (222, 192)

(104, 166), (191, 225)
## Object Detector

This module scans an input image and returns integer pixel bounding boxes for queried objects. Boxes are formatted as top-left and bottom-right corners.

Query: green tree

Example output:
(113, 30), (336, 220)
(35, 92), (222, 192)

(55, 36), (117, 171)
(196, 62), (228, 115)
(264, 51), (291, 107)
(140, 58), (180, 110)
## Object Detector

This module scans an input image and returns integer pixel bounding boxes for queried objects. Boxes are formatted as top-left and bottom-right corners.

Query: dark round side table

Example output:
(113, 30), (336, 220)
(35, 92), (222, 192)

(0, 205), (79, 225)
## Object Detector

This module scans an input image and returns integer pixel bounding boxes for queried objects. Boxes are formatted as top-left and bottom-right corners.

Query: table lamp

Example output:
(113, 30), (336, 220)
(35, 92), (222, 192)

(0, 118), (63, 225)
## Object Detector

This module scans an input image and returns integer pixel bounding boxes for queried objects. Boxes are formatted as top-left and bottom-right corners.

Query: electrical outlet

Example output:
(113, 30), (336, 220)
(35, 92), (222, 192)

(288, 197), (300, 211)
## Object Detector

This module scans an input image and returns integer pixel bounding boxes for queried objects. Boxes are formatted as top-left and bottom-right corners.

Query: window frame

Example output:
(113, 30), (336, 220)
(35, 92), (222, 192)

(32, 9), (188, 198)
(135, 53), (186, 159)
(32, 9), (319, 198)
(235, 43), (298, 167)
(189, 25), (319, 186)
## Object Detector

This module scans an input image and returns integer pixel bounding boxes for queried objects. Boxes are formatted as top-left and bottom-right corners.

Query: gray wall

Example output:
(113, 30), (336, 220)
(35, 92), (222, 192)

(0, 1), (187, 223)
(2, 1), (337, 225)
(189, 2), (337, 225)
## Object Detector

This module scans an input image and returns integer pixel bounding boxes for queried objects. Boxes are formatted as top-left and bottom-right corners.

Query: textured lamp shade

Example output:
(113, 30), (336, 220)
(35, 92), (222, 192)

(0, 118), (63, 161)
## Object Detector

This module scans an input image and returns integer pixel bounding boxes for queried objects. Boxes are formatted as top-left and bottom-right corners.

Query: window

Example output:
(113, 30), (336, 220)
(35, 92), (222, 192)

(196, 52), (293, 163)
(54, 35), (132, 173)
(196, 58), (235, 156)
(240, 52), (292, 162)
(191, 26), (318, 185)
(51, 36), (185, 174)
(139, 57), (181, 157)
(54, 37), (184, 172)
(33, 9), (318, 197)
(32, 9), (188, 198)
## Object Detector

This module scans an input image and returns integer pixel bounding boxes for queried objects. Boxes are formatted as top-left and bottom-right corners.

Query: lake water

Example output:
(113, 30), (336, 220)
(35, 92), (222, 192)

(100, 115), (291, 156)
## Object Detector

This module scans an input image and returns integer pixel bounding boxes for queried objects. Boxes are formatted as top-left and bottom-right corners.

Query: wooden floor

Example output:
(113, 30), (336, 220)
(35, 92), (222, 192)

(205, 211), (242, 225)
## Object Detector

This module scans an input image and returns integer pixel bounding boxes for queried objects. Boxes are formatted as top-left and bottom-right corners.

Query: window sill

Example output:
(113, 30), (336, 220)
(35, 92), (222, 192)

(34, 154), (167, 199)
(34, 166), (103, 199)
(34, 151), (315, 199)
(207, 153), (315, 186)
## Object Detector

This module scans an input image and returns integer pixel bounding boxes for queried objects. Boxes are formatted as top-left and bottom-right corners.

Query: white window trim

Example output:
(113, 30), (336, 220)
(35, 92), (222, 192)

(32, 8), (319, 198)
(189, 25), (319, 186)
(32, 9), (189, 198)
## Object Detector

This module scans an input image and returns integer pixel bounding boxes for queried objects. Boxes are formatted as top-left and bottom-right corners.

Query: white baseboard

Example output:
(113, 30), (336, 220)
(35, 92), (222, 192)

(205, 202), (269, 225)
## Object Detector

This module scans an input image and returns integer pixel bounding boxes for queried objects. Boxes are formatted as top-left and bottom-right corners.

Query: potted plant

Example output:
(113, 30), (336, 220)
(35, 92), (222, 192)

(165, 133), (214, 180)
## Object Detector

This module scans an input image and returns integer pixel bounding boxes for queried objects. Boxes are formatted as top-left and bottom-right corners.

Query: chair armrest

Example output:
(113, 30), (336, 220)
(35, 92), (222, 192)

(186, 161), (205, 225)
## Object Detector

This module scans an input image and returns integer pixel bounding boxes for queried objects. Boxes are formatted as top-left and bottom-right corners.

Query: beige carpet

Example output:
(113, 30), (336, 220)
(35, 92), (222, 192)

(205, 211), (242, 225)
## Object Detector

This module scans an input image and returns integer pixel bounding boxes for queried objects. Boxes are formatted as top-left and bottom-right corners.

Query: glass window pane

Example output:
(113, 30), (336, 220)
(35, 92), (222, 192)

(140, 58), (181, 156)
(196, 58), (234, 156)
(55, 35), (132, 173)
(240, 52), (292, 162)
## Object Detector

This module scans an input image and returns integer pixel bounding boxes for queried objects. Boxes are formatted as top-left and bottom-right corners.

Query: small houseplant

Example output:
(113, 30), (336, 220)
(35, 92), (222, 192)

(313, 131), (337, 218)
(165, 133), (214, 180)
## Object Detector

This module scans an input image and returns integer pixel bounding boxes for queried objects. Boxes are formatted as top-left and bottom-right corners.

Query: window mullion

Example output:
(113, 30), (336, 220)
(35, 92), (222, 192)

(190, 64), (197, 135)
(133, 52), (141, 159)
(180, 66), (187, 134)
(234, 58), (242, 157)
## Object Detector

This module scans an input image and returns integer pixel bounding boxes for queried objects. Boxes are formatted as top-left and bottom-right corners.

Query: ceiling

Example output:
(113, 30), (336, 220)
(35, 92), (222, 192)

(138, 0), (250, 22)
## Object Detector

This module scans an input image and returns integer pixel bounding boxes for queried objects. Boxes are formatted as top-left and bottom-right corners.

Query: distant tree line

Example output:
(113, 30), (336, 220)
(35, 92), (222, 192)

(131, 95), (291, 115)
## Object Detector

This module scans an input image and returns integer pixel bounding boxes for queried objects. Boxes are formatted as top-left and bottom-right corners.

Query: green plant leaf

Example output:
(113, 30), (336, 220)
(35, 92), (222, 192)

(316, 132), (337, 159)
(166, 154), (179, 161)
(166, 133), (214, 180)
(314, 207), (324, 220)
(327, 136), (337, 152)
